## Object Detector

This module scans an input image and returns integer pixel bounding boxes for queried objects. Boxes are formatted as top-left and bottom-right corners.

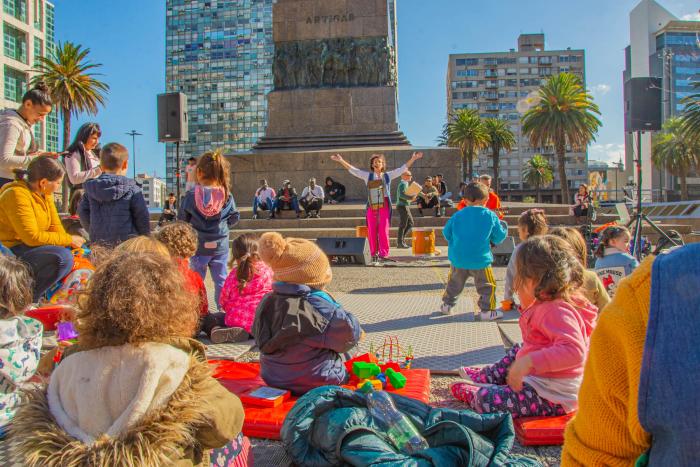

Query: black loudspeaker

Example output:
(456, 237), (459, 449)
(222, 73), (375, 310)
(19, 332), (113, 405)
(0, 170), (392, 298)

(624, 77), (662, 132)
(316, 237), (371, 265)
(157, 92), (189, 142)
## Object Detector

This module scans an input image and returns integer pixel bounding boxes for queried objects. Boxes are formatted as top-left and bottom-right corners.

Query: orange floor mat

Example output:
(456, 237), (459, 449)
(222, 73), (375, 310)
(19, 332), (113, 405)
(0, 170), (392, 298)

(209, 360), (431, 440)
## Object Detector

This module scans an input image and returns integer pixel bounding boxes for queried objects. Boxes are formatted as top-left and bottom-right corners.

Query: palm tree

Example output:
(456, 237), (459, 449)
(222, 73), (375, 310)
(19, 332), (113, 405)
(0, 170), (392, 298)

(522, 73), (601, 203)
(438, 109), (488, 182)
(522, 154), (554, 203)
(680, 80), (700, 141)
(652, 117), (699, 201)
(483, 118), (516, 195)
(31, 41), (109, 207)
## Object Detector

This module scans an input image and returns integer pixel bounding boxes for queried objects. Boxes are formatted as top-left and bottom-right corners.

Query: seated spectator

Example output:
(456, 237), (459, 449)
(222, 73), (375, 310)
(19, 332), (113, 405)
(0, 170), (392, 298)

(300, 177), (324, 218)
(0, 156), (84, 301)
(417, 176), (440, 216)
(480, 174), (504, 220)
(157, 192), (177, 227)
(156, 222), (210, 319)
(79, 143), (150, 246)
(254, 232), (362, 395)
(594, 225), (639, 297)
(12, 251), (246, 465)
(453, 236), (597, 418)
(324, 177), (346, 204)
(202, 233), (273, 343)
(272, 180), (300, 219)
(563, 244), (699, 466)
(571, 184), (590, 225)
(0, 255), (42, 438)
(252, 179), (275, 219)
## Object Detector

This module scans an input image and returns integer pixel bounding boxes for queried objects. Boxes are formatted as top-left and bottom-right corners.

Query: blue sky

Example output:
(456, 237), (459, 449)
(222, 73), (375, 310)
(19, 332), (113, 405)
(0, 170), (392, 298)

(55, 0), (700, 178)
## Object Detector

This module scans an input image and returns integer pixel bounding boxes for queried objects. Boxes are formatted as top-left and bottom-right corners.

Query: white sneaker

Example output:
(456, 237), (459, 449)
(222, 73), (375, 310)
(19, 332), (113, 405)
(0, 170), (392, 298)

(440, 303), (453, 315)
(479, 310), (504, 321)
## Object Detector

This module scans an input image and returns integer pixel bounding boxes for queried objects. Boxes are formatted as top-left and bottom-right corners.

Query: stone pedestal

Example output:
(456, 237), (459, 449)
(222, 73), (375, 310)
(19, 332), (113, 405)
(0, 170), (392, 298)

(228, 146), (461, 205)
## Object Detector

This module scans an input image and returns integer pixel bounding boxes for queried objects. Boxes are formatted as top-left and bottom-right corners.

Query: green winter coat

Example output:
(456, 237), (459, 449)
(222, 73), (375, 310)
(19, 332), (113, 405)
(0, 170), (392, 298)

(281, 386), (541, 466)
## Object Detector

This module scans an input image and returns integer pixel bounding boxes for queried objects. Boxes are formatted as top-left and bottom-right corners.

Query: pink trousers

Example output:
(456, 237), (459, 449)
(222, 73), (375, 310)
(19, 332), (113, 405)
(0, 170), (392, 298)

(366, 199), (391, 258)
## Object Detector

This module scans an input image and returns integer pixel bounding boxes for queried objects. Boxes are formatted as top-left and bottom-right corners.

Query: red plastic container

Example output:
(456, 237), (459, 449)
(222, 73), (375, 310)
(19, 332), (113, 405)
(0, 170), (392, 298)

(514, 412), (576, 446)
(26, 305), (68, 331)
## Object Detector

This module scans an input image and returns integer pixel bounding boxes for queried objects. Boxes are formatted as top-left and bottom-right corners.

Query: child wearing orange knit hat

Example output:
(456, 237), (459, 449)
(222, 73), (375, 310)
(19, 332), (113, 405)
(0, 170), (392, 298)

(252, 232), (363, 395)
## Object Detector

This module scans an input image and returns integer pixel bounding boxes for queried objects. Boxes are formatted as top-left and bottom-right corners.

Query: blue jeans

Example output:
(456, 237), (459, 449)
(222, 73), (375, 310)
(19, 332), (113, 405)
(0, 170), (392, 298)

(253, 196), (272, 216)
(11, 244), (74, 302)
(190, 251), (228, 310)
(273, 197), (300, 214)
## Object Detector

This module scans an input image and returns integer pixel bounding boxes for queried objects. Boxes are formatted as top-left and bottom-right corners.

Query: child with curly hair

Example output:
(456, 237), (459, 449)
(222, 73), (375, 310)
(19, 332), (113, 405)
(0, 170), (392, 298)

(12, 251), (248, 465)
(156, 222), (210, 317)
(453, 236), (598, 418)
(201, 233), (273, 343)
(502, 208), (548, 311)
(0, 256), (41, 438)
(178, 151), (240, 311)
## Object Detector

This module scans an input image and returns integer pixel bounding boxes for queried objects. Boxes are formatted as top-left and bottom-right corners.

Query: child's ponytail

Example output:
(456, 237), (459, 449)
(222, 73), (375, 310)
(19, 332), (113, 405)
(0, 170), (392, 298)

(518, 208), (549, 237)
(230, 233), (260, 293)
(196, 149), (230, 194)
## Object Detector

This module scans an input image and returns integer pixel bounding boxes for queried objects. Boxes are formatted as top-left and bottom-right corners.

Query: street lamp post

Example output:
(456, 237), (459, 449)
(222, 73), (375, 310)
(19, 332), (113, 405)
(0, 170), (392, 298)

(126, 130), (142, 179)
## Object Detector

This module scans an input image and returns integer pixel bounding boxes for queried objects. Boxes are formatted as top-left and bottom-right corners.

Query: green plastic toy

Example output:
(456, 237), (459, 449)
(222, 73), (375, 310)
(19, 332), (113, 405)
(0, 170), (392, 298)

(386, 368), (406, 389)
(353, 362), (381, 379)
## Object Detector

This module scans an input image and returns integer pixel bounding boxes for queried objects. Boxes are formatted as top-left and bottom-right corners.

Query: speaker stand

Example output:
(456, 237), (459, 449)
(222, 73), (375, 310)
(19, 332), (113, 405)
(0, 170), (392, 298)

(175, 141), (181, 200)
(628, 130), (680, 260)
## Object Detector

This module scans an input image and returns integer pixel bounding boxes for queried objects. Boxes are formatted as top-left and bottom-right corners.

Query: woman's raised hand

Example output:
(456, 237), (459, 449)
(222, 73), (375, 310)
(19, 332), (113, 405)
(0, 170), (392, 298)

(411, 151), (424, 161)
(330, 154), (343, 162)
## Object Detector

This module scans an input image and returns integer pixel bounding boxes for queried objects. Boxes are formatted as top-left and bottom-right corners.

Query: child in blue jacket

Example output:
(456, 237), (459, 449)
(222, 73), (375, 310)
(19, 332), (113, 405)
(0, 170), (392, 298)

(441, 182), (508, 320)
(594, 225), (639, 276)
(253, 232), (363, 395)
(178, 151), (240, 310)
(79, 143), (150, 246)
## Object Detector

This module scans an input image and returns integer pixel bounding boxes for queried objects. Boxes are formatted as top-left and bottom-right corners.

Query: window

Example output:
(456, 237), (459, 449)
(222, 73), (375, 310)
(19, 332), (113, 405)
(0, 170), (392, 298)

(484, 58), (498, 65)
(497, 57), (516, 65)
(506, 68), (517, 76)
(518, 56), (528, 64)
(3, 0), (27, 22)
(4, 65), (26, 102)
(455, 58), (478, 66)
(3, 23), (28, 63)
(32, 0), (42, 30)
(538, 56), (552, 65)
(456, 69), (479, 77)
(33, 37), (42, 65)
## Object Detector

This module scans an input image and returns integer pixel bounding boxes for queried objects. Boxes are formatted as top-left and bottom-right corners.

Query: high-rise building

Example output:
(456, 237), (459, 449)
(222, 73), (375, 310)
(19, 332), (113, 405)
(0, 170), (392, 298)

(624, 0), (700, 199)
(136, 173), (167, 209)
(165, 0), (274, 193)
(1, 0), (58, 152)
(447, 34), (587, 202)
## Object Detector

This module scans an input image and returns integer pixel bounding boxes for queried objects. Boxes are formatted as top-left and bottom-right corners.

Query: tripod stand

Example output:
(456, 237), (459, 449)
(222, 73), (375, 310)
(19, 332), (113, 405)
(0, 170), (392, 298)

(627, 130), (681, 260)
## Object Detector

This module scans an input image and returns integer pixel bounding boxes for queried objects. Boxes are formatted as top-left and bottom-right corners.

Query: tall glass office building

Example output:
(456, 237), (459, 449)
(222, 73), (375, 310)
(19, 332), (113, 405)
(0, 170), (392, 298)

(1, 0), (58, 152)
(165, 0), (274, 193)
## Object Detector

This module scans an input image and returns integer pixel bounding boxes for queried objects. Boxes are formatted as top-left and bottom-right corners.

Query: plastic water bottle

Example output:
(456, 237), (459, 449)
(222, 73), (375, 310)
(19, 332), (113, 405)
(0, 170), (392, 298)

(365, 389), (429, 455)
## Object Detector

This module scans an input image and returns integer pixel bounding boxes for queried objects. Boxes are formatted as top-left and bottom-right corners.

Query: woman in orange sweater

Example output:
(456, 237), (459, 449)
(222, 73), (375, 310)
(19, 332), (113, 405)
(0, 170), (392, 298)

(563, 243), (699, 465)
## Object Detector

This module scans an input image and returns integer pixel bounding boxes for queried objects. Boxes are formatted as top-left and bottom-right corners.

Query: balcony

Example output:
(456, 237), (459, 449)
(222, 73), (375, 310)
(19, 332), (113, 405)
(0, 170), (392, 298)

(484, 70), (498, 78)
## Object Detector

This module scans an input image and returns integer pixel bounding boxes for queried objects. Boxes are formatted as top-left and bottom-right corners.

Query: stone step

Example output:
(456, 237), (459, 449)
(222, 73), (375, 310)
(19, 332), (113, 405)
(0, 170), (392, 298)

(231, 212), (620, 230)
(227, 224), (692, 247)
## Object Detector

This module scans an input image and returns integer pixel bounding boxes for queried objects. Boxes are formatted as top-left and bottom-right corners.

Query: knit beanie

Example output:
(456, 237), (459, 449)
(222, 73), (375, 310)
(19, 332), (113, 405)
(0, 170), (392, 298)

(259, 232), (332, 290)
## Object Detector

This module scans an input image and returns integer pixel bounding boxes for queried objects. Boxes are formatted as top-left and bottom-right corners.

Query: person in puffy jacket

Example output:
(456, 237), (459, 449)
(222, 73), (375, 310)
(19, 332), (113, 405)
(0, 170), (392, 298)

(253, 232), (363, 395)
(78, 143), (150, 246)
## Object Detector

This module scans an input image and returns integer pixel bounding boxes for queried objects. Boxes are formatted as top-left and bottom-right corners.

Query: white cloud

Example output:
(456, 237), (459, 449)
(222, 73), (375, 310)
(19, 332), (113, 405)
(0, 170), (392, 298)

(591, 84), (611, 96)
(681, 11), (700, 21)
(589, 143), (625, 164)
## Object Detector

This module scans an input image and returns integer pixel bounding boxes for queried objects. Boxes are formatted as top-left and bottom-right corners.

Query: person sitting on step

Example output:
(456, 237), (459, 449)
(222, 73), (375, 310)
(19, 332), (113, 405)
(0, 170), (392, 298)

(300, 177), (324, 218)
(272, 180), (300, 219)
(252, 179), (275, 219)
(157, 192), (177, 227)
(417, 176), (440, 217)
(202, 233), (273, 343)
(324, 176), (345, 204)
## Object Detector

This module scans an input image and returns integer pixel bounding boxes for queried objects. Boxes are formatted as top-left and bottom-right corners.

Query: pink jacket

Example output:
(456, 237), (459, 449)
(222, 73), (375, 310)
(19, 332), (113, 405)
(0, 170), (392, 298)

(517, 297), (598, 379)
(219, 261), (273, 334)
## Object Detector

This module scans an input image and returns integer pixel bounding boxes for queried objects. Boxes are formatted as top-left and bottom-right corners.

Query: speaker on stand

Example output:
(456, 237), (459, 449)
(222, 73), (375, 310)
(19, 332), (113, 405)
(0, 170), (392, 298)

(316, 237), (372, 265)
(622, 77), (681, 258)
(157, 92), (189, 200)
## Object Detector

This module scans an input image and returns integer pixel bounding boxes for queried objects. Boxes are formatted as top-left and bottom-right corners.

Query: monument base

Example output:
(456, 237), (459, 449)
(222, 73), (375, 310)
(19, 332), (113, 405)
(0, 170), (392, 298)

(228, 146), (461, 205)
